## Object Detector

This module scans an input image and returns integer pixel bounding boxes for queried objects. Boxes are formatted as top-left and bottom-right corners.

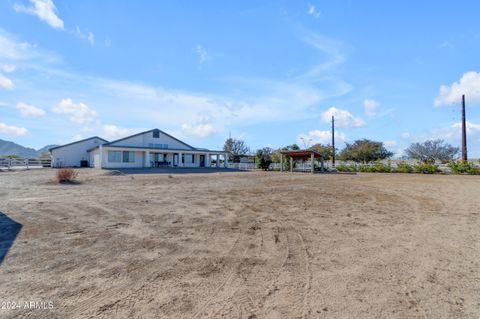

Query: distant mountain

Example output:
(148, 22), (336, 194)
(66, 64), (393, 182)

(37, 144), (59, 154)
(0, 139), (59, 158)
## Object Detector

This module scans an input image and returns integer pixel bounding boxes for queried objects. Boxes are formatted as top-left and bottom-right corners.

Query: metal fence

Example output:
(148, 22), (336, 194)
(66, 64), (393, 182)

(0, 158), (51, 170)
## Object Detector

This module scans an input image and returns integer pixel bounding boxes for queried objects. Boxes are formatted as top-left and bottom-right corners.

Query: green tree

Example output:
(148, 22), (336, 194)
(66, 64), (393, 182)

(339, 139), (393, 163)
(256, 147), (273, 170)
(309, 143), (335, 160)
(1, 154), (22, 159)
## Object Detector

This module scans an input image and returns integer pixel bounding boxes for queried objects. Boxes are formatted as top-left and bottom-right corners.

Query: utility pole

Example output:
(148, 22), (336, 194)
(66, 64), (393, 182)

(461, 94), (467, 162)
(332, 115), (335, 167)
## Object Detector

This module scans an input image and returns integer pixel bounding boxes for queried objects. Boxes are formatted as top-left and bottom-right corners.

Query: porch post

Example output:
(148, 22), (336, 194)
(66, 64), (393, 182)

(224, 154), (228, 168)
(216, 154), (220, 167)
(321, 155), (325, 172)
(99, 144), (103, 169)
(179, 152), (184, 167)
(311, 152), (314, 174)
(145, 150), (151, 168)
(280, 154), (283, 172)
(290, 156), (293, 173)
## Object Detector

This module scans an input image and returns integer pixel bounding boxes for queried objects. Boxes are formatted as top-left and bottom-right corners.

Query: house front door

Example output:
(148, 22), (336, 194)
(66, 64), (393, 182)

(200, 155), (205, 167)
(173, 153), (179, 166)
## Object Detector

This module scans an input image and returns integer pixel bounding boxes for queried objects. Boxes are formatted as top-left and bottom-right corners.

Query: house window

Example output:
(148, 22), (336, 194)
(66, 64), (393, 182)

(108, 151), (122, 162)
(122, 151), (135, 163)
(154, 144), (162, 148)
(148, 143), (154, 148)
(153, 129), (160, 138)
(184, 154), (194, 163)
(164, 144), (168, 149)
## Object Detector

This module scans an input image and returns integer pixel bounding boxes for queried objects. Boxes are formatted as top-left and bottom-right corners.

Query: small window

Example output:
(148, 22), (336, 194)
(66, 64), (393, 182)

(152, 129), (160, 138)
(184, 154), (194, 163)
(122, 151), (135, 163)
(108, 151), (122, 162)
(148, 143), (154, 148)
(155, 144), (162, 148)
(163, 144), (168, 149)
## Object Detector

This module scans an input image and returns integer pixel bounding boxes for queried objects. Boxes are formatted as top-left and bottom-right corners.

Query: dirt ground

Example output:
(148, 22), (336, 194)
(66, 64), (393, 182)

(0, 169), (479, 318)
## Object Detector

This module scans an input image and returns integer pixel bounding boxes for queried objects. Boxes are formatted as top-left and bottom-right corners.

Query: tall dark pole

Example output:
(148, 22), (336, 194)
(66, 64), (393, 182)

(332, 115), (335, 167)
(461, 94), (467, 162)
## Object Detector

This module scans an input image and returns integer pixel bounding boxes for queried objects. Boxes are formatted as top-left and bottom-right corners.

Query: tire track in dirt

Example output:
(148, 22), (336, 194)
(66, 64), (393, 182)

(66, 202), (237, 318)
(207, 224), (289, 319)
(188, 222), (262, 319)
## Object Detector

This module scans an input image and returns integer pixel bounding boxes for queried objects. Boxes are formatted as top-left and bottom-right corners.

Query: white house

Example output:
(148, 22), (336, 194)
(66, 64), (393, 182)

(50, 129), (228, 169)
(50, 136), (107, 168)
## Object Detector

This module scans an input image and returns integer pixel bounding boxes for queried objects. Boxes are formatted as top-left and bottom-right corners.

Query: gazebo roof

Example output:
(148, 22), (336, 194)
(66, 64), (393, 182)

(280, 149), (323, 159)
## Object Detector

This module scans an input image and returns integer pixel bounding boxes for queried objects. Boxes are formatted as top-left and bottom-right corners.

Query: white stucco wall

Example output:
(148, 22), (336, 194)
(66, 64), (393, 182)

(109, 130), (193, 150)
(90, 148), (100, 168)
(102, 150), (145, 169)
(51, 137), (105, 168)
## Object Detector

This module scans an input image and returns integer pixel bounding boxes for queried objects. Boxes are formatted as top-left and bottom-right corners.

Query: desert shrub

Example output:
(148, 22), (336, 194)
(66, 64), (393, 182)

(395, 161), (414, 173)
(413, 162), (439, 174)
(336, 164), (357, 172)
(56, 168), (78, 183)
(372, 162), (393, 173)
(448, 161), (480, 175)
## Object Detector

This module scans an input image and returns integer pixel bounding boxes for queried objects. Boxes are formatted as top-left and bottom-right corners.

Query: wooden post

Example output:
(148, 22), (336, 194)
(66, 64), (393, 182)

(332, 115), (336, 167)
(321, 156), (325, 172)
(290, 157), (293, 173)
(311, 153), (314, 174)
(462, 94), (467, 162)
(280, 154), (283, 172)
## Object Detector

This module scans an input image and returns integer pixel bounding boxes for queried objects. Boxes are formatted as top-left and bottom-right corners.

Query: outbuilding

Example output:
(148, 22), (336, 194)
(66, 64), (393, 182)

(280, 149), (325, 174)
(50, 136), (107, 168)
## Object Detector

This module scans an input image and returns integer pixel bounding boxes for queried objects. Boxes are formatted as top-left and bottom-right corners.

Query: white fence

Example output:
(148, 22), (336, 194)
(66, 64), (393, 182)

(0, 158), (51, 170)
(228, 159), (480, 173)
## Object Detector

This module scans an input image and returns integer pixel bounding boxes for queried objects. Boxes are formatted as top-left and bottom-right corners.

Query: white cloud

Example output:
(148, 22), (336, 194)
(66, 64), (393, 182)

(99, 77), (327, 131)
(363, 99), (380, 116)
(297, 30), (348, 80)
(384, 140), (397, 147)
(102, 124), (135, 139)
(16, 102), (46, 117)
(434, 71), (480, 106)
(307, 4), (321, 18)
(52, 98), (97, 124)
(73, 26), (95, 46)
(401, 132), (411, 139)
(13, 0), (64, 30)
(0, 123), (28, 136)
(1, 64), (16, 73)
(71, 133), (83, 141)
(321, 107), (365, 128)
(452, 121), (480, 135)
(181, 123), (217, 138)
(0, 29), (60, 63)
(297, 129), (347, 146)
(196, 45), (211, 64)
(0, 74), (14, 90)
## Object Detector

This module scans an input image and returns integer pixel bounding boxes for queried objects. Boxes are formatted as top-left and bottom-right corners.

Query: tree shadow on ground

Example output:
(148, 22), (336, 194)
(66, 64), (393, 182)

(0, 211), (22, 265)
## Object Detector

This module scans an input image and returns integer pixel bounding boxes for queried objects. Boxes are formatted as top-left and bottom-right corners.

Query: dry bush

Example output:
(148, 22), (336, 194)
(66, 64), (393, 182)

(56, 168), (79, 183)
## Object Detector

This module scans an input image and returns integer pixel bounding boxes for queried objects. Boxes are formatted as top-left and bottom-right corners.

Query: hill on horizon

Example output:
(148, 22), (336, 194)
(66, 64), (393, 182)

(0, 139), (59, 158)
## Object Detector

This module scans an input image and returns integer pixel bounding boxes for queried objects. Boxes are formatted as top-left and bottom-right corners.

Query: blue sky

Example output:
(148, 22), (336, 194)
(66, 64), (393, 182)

(1, 1), (480, 157)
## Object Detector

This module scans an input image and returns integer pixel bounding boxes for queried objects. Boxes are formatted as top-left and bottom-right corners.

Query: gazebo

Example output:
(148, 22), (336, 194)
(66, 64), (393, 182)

(280, 150), (325, 174)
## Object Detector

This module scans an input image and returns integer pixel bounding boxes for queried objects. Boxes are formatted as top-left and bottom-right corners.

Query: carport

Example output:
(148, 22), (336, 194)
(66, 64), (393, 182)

(280, 150), (325, 174)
